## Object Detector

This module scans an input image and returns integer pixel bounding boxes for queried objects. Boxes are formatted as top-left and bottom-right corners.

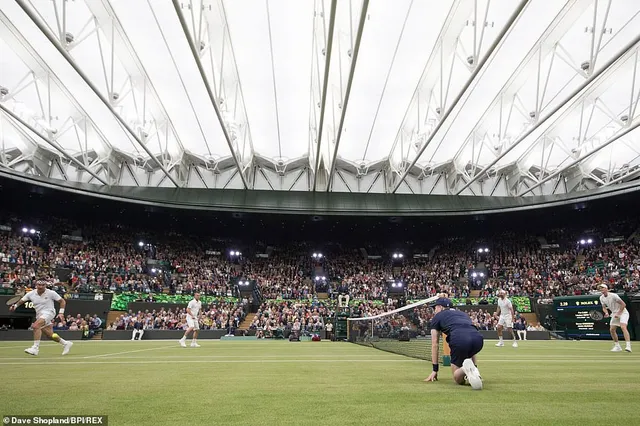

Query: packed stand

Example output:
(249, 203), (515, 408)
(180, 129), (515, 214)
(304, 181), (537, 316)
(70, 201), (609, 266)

(249, 300), (331, 338)
(2, 213), (640, 305)
(107, 301), (246, 333)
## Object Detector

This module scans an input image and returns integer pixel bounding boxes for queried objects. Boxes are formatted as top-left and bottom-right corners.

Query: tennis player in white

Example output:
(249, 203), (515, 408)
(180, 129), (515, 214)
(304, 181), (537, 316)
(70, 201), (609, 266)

(598, 284), (631, 352)
(495, 290), (517, 348)
(9, 280), (73, 356)
(179, 292), (201, 347)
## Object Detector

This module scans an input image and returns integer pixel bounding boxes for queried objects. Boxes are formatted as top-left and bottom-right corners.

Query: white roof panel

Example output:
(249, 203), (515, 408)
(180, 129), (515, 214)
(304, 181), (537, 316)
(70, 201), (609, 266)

(0, 0), (639, 196)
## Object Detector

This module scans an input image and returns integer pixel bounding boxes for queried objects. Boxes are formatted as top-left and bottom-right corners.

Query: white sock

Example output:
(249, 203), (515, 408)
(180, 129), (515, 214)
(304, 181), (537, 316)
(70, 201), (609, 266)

(180, 336), (186, 341)
(626, 342), (631, 347)
(499, 337), (503, 342)
(33, 341), (40, 349)
(192, 339), (197, 344)
(58, 338), (68, 345)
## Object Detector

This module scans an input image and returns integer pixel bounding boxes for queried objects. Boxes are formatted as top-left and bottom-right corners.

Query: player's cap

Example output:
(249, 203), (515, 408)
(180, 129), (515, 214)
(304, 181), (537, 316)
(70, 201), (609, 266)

(597, 284), (608, 290)
(434, 297), (452, 308)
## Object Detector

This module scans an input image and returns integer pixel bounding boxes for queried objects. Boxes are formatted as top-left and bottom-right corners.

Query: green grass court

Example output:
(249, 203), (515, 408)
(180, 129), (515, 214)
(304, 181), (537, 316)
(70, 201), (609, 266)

(1, 339), (639, 426)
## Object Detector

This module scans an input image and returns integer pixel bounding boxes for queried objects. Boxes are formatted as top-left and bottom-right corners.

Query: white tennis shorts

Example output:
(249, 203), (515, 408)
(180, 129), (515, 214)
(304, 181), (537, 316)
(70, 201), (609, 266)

(36, 313), (55, 328)
(610, 311), (629, 327)
(186, 316), (200, 330)
(498, 316), (513, 329)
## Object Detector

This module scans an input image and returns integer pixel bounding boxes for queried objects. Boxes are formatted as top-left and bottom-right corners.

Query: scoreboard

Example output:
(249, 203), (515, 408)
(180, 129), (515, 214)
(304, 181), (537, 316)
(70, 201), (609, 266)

(553, 294), (635, 339)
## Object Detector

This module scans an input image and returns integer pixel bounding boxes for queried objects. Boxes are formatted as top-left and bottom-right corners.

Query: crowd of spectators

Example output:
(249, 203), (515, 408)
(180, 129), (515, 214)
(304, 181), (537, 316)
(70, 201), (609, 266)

(250, 300), (332, 338)
(3, 212), (640, 334)
(106, 302), (246, 334)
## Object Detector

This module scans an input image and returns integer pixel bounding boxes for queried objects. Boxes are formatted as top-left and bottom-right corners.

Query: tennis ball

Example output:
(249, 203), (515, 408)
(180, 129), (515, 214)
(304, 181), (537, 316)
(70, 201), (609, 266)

(52, 333), (59, 340)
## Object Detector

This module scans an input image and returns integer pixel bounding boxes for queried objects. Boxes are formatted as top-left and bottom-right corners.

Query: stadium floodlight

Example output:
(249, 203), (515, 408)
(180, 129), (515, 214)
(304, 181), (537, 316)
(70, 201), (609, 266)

(138, 242), (144, 247)
(393, 253), (404, 259)
(312, 253), (323, 259)
(587, 239), (593, 244)
(315, 276), (320, 281)
(151, 268), (156, 273)
(479, 272), (485, 277)
(396, 282), (403, 287)
(29, 229), (36, 234)
(579, 239), (586, 245)
(21, 227), (28, 233)
(322, 276), (326, 280)
(478, 248), (489, 253)
(230, 250), (241, 256)
(472, 272), (478, 278)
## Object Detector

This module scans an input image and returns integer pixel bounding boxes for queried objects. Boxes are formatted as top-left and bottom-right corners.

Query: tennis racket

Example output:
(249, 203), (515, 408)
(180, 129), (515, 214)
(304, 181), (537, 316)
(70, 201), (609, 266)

(5, 295), (22, 306)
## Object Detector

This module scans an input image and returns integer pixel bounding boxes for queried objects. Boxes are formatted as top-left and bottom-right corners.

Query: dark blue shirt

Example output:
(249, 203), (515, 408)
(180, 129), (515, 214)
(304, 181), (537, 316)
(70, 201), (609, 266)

(430, 309), (479, 341)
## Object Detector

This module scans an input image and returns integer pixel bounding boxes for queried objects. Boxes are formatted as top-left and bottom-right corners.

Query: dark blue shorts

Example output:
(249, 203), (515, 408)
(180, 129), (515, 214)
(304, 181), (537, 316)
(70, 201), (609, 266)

(449, 333), (484, 367)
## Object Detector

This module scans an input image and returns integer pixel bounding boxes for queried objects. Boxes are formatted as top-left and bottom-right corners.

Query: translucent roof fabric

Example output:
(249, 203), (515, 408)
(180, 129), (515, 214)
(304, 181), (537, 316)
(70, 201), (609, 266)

(1, 0), (640, 197)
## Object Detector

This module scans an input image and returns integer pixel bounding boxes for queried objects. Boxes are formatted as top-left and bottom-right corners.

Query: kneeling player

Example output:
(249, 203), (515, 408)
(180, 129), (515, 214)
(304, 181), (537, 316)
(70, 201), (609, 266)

(425, 298), (484, 390)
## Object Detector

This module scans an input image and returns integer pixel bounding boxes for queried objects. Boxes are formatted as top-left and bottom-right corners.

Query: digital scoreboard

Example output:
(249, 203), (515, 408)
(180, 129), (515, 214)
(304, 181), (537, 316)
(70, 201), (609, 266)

(553, 294), (635, 340)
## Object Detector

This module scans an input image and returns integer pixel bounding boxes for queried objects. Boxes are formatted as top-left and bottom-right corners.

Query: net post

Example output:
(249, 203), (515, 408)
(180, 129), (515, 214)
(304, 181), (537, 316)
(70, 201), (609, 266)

(370, 319), (374, 339)
(442, 333), (451, 366)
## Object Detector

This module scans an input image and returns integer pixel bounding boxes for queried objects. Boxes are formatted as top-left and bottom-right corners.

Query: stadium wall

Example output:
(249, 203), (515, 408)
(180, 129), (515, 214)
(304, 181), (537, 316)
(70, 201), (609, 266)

(101, 330), (327, 340)
(478, 330), (549, 340)
(0, 296), (111, 320)
(0, 329), (539, 341)
(0, 330), (84, 341)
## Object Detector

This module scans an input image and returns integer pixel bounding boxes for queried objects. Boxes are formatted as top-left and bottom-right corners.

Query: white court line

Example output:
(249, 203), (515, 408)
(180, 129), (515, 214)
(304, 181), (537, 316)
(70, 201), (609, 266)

(2, 357), (640, 366)
(0, 354), (416, 360)
(507, 346), (618, 353)
(0, 359), (418, 365)
(0, 355), (635, 361)
(82, 345), (176, 359)
(30, 353), (639, 360)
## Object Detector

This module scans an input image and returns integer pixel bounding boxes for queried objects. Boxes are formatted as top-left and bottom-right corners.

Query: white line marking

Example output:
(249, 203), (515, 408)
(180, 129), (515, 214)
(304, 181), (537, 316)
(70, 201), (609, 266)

(11, 353), (632, 360)
(2, 358), (639, 366)
(82, 345), (176, 359)
(76, 354), (416, 359)
(1, 359), (420, 365)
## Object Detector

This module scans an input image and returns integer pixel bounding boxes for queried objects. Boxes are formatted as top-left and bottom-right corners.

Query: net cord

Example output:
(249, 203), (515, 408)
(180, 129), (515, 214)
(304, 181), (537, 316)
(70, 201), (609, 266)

(346, 295), (439, 322)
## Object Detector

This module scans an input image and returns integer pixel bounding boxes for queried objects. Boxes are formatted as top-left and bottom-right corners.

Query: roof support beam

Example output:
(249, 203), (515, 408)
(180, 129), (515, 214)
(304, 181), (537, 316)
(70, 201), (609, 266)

(310, 0), (337, 191)
(324, 0), (370, 192)
(0, 103), (109, 185)
(92, 0), (187, 155)
(390, 0), (530, 193)
(14, 0), (181, 188)
(454, 34), (640, 195)
(171, 0), (248, 190)
(519, 119), (640, 196)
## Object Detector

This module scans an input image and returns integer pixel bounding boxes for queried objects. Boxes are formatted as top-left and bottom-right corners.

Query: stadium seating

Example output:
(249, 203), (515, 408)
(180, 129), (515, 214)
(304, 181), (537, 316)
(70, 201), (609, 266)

(2, 211), (639, 333)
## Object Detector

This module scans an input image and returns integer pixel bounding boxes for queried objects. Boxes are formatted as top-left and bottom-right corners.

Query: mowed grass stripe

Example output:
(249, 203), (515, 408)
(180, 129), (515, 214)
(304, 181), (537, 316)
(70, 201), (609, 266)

(1, 339), (639, 426)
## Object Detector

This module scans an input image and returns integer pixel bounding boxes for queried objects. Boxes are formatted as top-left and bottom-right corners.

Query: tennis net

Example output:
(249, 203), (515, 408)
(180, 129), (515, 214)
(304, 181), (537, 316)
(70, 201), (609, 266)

(346, 296), (446, 363)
